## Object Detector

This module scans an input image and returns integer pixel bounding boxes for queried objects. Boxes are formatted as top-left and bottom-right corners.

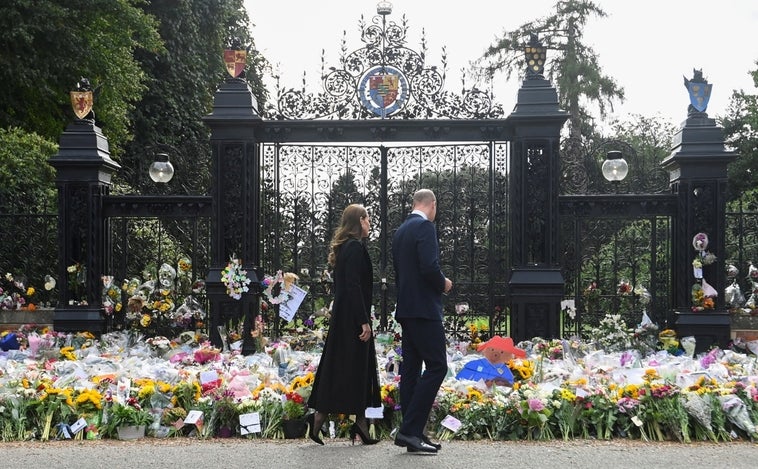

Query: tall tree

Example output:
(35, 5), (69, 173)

(0, 0), (162, 149)
(480, 0), (624, 140)
(119, 0), (268, 195)
(721, 64), (758, 201)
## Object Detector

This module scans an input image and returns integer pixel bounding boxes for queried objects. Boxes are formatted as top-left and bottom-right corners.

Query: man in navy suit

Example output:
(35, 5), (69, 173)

(392, 189), (452, 454)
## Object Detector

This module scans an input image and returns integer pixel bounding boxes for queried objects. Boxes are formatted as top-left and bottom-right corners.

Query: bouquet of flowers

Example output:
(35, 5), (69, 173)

(262, 270), (290, 305)
(221, 256), (251, 300)
(681, 391), (716, 442)
(281, 392), (306, 420)
(582, 281), (601, 312)
(691, 232), (717, 311)
(67, 263), (87, 305)
(0, 272), (36, 310)
(720, 394), (758, 438)
(101, 275), (122, 316)
(588, 313), (632, 352)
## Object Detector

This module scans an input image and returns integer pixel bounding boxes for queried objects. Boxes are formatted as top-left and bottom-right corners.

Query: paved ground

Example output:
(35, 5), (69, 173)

(2, 438), (756, 469)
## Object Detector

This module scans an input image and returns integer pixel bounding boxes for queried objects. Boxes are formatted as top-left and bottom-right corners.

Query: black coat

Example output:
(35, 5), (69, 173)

(308, 238), (381, 413)
(392, 214), (446, 320)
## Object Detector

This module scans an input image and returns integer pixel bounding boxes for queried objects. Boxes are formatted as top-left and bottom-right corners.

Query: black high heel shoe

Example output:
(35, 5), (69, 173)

(306, 412), (325, 445)
(349, 422), (379, 445)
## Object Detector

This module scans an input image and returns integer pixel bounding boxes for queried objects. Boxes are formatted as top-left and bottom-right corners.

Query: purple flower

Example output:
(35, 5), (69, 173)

(620, 351), (633, 367)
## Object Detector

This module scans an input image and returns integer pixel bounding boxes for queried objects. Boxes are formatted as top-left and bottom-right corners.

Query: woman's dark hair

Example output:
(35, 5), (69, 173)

(327, 204), (367, 267)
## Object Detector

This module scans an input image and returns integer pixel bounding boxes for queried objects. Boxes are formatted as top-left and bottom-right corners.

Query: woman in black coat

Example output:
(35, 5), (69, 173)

(306, 204), (381, 445)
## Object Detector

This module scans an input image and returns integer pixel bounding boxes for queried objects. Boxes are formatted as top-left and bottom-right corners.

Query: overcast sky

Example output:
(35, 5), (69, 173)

(246, 0), (758, 125)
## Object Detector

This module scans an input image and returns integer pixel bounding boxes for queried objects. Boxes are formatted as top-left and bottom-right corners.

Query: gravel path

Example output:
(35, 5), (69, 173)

(2, 438), (756, 469)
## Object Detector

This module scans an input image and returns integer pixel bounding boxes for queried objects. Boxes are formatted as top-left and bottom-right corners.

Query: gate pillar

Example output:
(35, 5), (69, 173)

(504, 48), (569, 343)
(662, 85), (735, 353)
(203, 75), (263, 351)
(49, 112), (120, 334)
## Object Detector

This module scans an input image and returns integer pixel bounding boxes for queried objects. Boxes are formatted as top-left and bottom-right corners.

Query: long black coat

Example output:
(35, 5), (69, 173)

(308, 238), (381, 413)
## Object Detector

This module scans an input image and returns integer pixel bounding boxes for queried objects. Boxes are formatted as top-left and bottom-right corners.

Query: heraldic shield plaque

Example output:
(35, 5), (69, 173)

(224, 49), (247, 78)
(70, 90), (93, 120)
(358, 65), (409, 117)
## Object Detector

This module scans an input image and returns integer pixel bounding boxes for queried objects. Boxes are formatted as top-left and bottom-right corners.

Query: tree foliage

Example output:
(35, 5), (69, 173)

(117, 0), (268, 195)
(0, 127), (58, 210)
(479, 0), (624, 139)
(721, 64), (758, 201)
(0, 0), (163, 150)
(0, 0), (269, 196)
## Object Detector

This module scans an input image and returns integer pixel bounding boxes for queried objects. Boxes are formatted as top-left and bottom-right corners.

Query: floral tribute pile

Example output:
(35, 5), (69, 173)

(1, 317), (758, 443)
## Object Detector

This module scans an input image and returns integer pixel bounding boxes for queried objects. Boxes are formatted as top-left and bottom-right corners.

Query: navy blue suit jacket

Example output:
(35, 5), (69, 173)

(392, 213), (446, 320)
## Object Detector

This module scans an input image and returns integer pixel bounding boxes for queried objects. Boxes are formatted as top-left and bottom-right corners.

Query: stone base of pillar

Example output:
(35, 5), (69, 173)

(53, 307), (106, 335)
(674, 310), (731, 354)
(508, 268), (563, 343)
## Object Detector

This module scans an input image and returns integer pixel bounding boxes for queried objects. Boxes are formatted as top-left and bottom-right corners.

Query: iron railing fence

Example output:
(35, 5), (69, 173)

(3, 188), (757, 341)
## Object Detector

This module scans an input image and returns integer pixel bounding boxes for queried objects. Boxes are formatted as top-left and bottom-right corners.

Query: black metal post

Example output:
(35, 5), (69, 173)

(203, 71), (263, 351)
(504, 35), (569, 343)
(661, 74), (736, 353)
(49, 111), (120, 335)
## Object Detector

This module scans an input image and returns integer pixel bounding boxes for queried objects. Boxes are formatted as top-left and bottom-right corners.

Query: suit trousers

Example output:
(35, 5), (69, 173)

(397, 318), (447, 437)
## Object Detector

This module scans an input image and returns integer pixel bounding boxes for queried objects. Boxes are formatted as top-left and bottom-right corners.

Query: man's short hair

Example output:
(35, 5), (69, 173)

(413, 189), (436, 206)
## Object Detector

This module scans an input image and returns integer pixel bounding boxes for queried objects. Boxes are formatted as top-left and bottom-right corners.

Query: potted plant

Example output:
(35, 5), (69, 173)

(212, 396), (239, 438)
(102, 399), (154, 440)
(281, 392), (306, 439)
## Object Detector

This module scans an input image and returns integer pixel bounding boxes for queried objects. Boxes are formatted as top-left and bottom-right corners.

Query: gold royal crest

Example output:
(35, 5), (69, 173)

(70, 90), (93, 119)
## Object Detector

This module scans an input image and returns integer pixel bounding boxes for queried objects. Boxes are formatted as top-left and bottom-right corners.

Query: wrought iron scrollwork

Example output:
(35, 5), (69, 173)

(268, 10), (503, 120)
(560, 137), (669, 195)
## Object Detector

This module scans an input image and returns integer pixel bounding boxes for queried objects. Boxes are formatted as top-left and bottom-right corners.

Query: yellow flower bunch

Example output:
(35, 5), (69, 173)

(617, 384), (641, 400)
(288, 372), (314, 392)
(466, 318), (489, 349)
(643, 368), (660, 382)
(41, 386), (75, 407)
(136, 380), (156, 401)
(60, 346), (77, 361)
(75, 388), (103, 412)
(177, 257), (192, 274)
(381, 383), (397, 399)
(171, 380), (202, 408)
(558, 388), (576, 402)
(567, 377), (588, 387)
(381, 383), (399, 408)
(465, 386), (484, 403)
(254, 381), (287, 399)
(508, 358), (534, 381)
(685, 375), (720, 395)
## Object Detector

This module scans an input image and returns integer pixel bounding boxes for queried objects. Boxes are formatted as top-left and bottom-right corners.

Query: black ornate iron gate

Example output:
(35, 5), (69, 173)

(260, 142), (511, 338)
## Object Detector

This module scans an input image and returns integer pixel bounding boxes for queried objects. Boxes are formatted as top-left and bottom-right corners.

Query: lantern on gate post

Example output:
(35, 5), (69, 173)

(601, 150), (629, 184)
(149, 152), (175, 183)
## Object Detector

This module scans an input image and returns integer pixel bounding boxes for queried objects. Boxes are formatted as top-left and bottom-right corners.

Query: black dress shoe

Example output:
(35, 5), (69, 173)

(422, 435), (442, 450)
(394, 432), (437, 453)
(407, 435), (442, 452)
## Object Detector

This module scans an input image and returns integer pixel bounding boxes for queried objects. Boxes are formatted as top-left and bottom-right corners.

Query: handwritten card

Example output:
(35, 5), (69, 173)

(365, 406), (384, 419)
(70, 417), (88, 435)
(239, 412), (261, 435)
(440, 414), (462, 432)
(184, 409), (204, 427)
(199, 370), (219, 384)
(279, 284), (308, 322)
